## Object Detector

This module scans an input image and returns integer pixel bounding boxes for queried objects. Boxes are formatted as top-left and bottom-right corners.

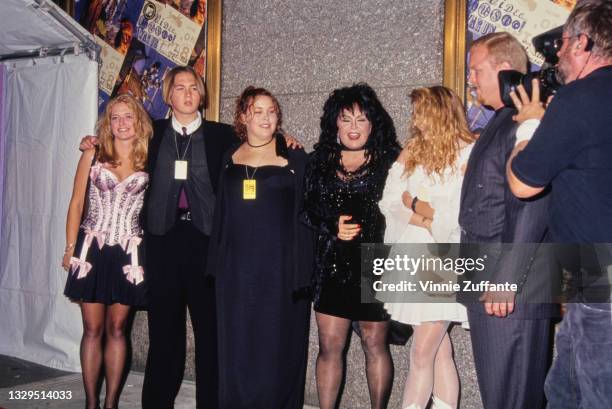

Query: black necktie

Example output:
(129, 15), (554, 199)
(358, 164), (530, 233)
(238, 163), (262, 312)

(178, 126), (189, 158)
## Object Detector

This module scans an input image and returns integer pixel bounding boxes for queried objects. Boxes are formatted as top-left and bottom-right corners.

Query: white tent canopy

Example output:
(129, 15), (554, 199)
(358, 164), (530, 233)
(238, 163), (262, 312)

(0, 0), (99, 371)
(0, 0), (97, 60)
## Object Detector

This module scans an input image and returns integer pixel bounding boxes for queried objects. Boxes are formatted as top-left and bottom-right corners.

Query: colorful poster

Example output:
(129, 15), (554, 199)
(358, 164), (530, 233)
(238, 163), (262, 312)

(76, 1), (144, 56)
(466, 0), (572, 131)
(114, 46), (176, 120)
(96, 37), (125, 95)
(75, 0), (208, 119)
(137, 0), (202, 66)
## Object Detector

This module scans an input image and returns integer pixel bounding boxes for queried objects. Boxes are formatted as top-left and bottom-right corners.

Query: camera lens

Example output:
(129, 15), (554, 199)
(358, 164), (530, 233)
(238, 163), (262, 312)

(498, 69), (563, 108)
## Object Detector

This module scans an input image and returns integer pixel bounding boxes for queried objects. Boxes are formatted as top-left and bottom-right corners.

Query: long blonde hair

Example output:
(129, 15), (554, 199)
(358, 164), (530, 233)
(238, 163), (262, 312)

(402, 86), (475, 177)
(96, 94), (153, 171)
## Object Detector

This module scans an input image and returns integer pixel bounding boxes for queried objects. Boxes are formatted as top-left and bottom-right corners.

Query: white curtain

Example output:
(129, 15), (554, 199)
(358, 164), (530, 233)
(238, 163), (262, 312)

(0, 64), (6, 248)
(0, 54), (97, 371)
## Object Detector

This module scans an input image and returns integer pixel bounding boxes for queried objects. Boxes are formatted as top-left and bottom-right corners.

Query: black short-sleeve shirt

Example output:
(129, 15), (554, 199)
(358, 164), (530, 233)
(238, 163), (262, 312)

(511, 65), (612, 242)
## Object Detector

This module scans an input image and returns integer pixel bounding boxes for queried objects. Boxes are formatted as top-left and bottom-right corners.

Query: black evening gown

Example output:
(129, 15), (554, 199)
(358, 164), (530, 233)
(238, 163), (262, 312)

(215, 163), (310, 409)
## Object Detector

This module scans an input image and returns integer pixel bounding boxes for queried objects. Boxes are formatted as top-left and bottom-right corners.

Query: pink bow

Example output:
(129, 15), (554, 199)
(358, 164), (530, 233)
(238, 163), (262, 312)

(91, 232), (107, 249)
(82, 231), (106, 250)
(120, 236), (142, 254)
(70, 257), (92, 279)
(123, 265), (144, 285)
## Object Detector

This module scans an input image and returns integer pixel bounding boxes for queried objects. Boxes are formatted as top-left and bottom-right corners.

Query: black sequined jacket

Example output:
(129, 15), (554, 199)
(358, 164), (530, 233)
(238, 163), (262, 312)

(301, 148), (399, 289)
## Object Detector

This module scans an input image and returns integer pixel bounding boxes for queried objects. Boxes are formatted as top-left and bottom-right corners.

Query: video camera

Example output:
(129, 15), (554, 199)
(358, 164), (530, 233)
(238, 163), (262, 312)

(499, 25), (565, 107)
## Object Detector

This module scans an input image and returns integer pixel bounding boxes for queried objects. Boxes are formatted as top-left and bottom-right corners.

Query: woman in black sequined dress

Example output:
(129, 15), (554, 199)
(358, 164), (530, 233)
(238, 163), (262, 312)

(302, 83), (400, 409)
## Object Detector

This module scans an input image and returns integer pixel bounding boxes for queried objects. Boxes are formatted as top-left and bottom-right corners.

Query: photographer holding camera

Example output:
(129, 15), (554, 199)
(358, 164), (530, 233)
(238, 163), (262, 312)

(507, 2), (612, 407)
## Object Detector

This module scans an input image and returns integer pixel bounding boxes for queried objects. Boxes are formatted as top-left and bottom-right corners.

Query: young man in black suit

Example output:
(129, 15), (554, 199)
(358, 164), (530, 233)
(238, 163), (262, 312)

(140, 66), (236, 409)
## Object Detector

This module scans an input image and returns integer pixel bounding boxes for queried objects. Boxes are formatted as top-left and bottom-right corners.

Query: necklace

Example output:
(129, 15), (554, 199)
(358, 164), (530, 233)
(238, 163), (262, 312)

(174, 130), (193, 160)
(246, 136), (274, 148)
(339, 154), (368, 181)
(340, 153), (367, 171)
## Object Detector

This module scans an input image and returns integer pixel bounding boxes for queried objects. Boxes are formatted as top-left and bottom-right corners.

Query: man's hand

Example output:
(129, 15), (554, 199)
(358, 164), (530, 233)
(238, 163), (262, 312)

(509, 78), (545, 123)
(79, 135), (99, 151)
(479, 290), (516, 318)
(281, 131), (303, 149)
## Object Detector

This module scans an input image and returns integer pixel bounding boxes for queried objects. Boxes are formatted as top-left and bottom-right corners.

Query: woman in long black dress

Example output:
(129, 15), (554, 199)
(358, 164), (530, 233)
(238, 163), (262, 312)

(302, 83), (400, 409)
(207, 86), (313, 409)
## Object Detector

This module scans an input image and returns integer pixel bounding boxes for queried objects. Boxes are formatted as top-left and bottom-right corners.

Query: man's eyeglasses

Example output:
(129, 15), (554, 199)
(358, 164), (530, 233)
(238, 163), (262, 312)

(552, 34), (589, 51)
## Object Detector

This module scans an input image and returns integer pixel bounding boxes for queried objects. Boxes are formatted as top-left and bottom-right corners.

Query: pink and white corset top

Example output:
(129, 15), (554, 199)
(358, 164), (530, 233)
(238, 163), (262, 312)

(81, 163), (149, 245)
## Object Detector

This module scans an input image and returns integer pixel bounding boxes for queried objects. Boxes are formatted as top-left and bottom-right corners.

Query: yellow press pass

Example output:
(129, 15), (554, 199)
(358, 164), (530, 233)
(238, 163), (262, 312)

(243, 179), (256, 200)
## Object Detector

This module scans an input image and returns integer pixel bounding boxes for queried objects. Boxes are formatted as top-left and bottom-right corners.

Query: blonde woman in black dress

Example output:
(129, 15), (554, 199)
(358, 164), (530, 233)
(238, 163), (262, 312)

(63, 94), (152, 409)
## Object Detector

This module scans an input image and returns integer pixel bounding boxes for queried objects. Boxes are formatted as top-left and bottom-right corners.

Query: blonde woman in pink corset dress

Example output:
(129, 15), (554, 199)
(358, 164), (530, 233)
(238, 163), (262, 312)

(378, 86), (475, 409)
(62, 94), (152, 409)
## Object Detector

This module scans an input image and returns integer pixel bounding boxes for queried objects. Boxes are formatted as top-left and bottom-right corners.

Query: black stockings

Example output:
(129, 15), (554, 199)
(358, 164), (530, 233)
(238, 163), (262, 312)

(80, 303), (130, 409)
(315, 312), (392, 409)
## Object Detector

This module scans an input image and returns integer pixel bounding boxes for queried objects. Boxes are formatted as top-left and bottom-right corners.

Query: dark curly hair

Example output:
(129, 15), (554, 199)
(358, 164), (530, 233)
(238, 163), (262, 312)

(233, 86), (283, 141)
(314, 83), (399, 171)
